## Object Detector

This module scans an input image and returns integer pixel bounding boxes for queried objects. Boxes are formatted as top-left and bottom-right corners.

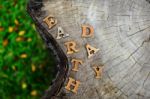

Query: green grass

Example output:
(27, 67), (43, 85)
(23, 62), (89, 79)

(0, 0), (55, 99)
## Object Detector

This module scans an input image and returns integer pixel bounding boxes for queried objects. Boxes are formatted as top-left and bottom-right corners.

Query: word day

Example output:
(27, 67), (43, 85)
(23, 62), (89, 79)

(43, 15), (103, 94)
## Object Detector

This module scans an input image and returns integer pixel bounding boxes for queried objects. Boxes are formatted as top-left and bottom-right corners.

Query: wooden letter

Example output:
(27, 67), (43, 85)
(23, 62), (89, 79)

(65, 41), (79, 54)
(71, 59), (83, 72)
(86, 44), (99, 58)
(43, 15), (57, 29)
(56, 27), (65, 39)
(93, 66), (103, 79)
(65, 77), (81, 94)
(82, 25), (94, 37)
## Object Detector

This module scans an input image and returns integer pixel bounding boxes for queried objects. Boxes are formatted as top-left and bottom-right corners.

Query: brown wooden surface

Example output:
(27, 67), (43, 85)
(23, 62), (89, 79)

(27, 0), (150, 99)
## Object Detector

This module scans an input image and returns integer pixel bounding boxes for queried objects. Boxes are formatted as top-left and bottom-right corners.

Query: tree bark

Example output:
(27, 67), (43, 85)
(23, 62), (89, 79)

(27, 0), (150, 99)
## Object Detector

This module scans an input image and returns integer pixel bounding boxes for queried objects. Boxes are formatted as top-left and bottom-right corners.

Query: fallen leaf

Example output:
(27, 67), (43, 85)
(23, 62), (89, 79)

(27, 38), (32, 42)
(31, 64), (36, 72)
(0, 27), (4, 31)
(20, 54), (27, 58)
(12, 66), (17, 71)
(31, 90), (37, 96)
(3, 39), (8, 47)
(19, 31), (25, 36)
(22, 82), (27, 89)
(14, 19), (19, 25)
(16, 37), (24, 42)
(8, 27), (13, 33)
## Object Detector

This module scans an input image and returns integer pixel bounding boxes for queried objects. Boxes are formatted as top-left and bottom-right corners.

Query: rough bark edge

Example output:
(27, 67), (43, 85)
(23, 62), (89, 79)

(27, 0), (69, 99)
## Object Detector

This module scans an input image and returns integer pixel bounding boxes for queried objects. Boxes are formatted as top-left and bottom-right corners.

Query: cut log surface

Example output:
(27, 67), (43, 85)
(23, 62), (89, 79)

(27, 0), (150, 99)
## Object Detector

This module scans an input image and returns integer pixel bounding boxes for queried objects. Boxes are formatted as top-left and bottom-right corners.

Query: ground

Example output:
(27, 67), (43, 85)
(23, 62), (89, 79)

(0, 0), (55, 99)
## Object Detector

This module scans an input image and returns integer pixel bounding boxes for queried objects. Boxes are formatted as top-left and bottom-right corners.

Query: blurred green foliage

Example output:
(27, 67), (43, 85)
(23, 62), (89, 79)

(0, 0), (55, 99)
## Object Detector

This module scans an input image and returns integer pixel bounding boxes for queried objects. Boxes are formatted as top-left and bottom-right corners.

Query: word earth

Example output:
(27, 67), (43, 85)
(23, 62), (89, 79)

(43, 15), (103, 94)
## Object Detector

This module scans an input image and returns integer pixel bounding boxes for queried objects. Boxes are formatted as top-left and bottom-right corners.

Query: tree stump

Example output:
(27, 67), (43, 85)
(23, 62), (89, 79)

(27, 0), (150, 99)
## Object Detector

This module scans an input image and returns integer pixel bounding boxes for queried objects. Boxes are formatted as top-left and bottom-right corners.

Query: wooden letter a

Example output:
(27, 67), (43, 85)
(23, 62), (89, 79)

(86, 44), (99, 58)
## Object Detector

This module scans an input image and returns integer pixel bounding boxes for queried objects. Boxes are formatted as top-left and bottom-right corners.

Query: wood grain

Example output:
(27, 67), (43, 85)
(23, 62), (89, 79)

(27, 0), (150, 99)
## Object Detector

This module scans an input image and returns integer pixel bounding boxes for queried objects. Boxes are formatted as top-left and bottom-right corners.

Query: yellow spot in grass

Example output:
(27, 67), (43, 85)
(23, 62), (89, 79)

(31, 90), (37, 96)
(8, 27), (13, 33)
(12, 66), (17, 71)
(2, 74), (8, 78)
(0, 27), (4, 31)
(32, 24), (36, 30)
(27, 38), (32, 42)
(14, 19), (19, 25)
(16, 37), (24, 42)
(22, 82), (27, 89)
(3, 39), (8, 47)
(31, 64), (36, 72)
(20, 54), (27, 58)
(19, 31), (25, 36)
